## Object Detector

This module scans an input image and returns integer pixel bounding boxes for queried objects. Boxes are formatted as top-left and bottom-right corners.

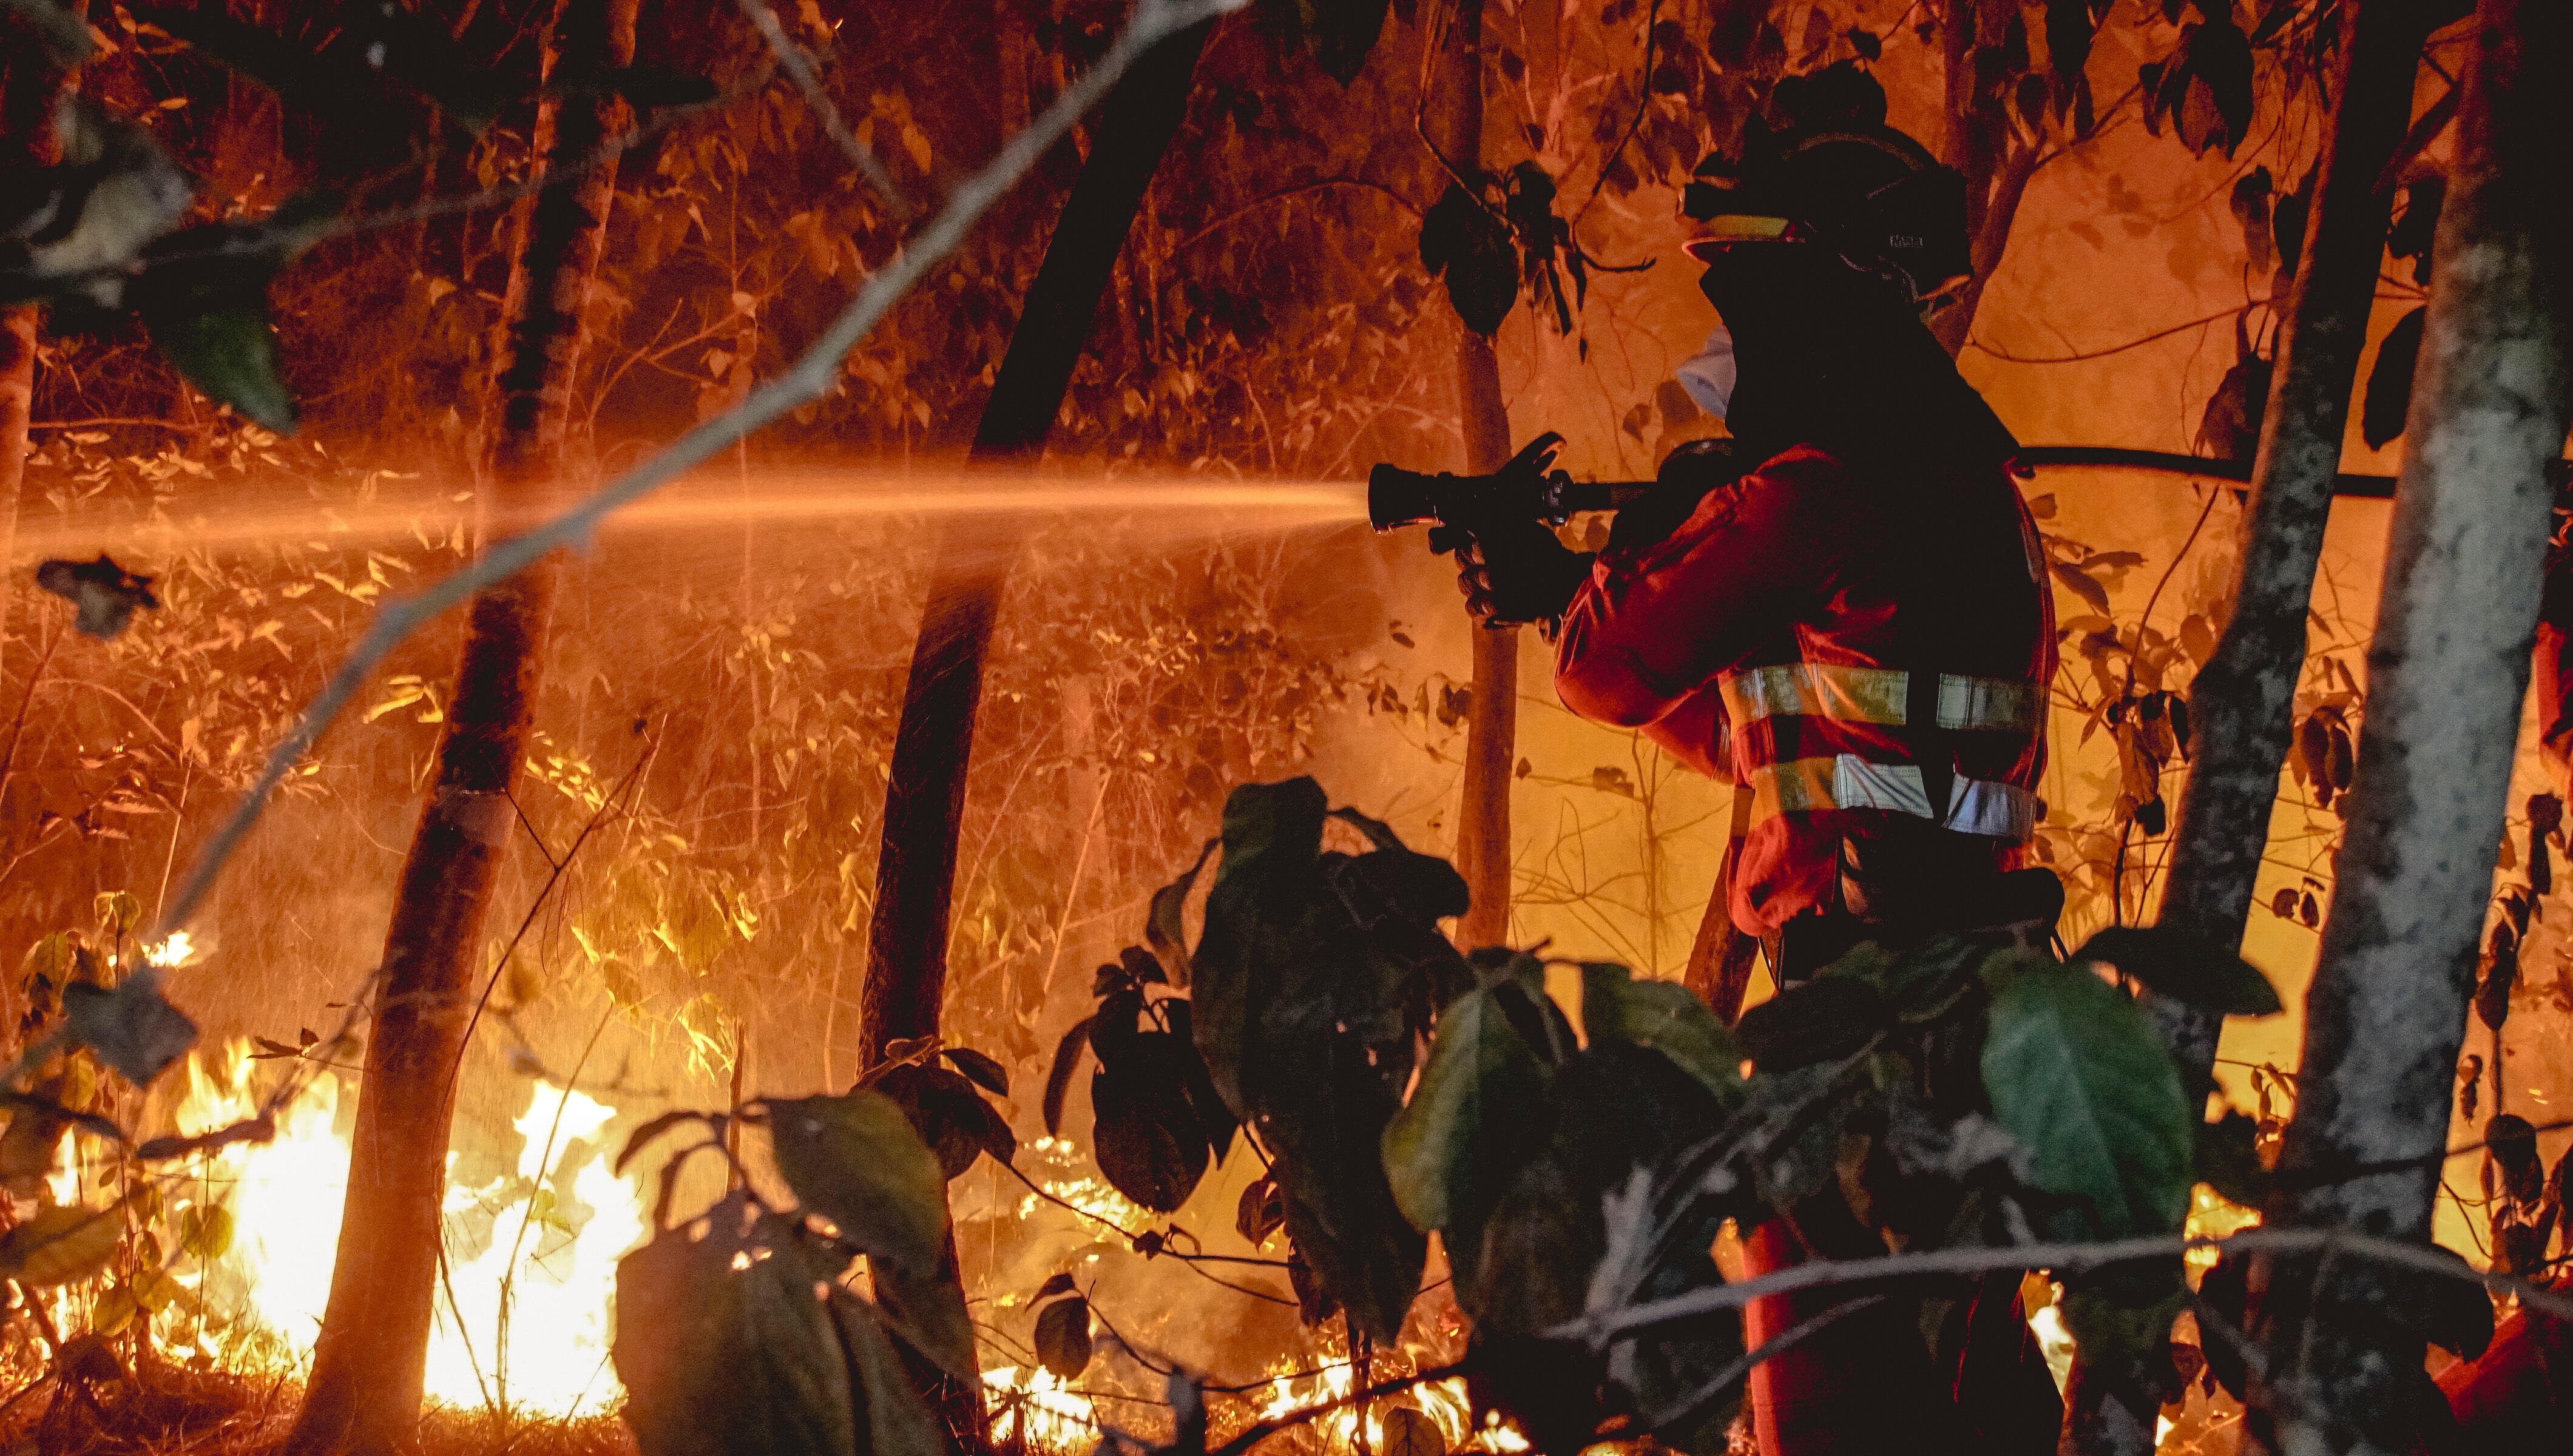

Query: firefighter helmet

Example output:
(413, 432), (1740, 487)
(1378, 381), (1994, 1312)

(1682, 68), (1972, 311)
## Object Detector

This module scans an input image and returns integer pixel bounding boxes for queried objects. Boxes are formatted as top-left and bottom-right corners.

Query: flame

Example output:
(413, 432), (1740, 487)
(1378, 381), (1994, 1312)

(2184, 1182), (2260, 1276)
(1256, 1358), (1525, 1454)
(985, 1364), (1101, 1451)
(146, 931), (196, 967)
(163, 1039), (649, 1414)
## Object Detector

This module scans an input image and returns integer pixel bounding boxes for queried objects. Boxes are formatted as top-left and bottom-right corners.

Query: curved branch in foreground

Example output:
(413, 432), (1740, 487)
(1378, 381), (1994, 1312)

(148, 0), (1252, 941)
(1560, 1225), (2573, 1347)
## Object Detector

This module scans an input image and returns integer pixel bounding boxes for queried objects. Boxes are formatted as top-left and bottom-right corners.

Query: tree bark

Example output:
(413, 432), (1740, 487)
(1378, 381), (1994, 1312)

(2154, 0), (2435, 1101)
(2247, 5), (2571, 1452)
(1429, 0), (1517, 949)
(0, 36), (73, 656)
(859, 17), (1212, 1068)
(1930, 0), (2020, 357)
(0, 308), (32, 653)
(856, 24), (1212, 1451)
(282, 0), (636, 1448)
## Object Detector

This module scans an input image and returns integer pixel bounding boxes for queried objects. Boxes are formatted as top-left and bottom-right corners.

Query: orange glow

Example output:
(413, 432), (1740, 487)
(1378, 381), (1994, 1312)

(162, 1040), (649, 1415)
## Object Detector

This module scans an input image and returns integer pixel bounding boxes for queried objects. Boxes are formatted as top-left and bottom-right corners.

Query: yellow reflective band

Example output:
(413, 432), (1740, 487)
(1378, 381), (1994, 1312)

(1740, 756), (2043, 840)
(1718, 665), (2039, 733)
(1690, 213), (1794, 241)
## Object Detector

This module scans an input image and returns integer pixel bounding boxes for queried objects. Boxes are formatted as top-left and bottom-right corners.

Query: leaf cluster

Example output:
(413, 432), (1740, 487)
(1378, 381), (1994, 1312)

(612, 1087), (971, 1456)
(1387, 919), (2284, 1452)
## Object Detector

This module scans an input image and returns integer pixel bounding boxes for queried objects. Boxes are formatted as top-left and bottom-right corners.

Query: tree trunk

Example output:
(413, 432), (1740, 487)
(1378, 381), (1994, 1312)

(2153, 0), (2434, 1102)
(856, 21), (1212, 1452)
(1429, 0), (1517, 949)
(0, 37), (73, 655)
(281, 0), (636, 1448)
(1930, 0), (2017, 356)
(859, 16), (1212, 1067)
(2247, 5), (2571, 1452)
(0, 308), (31, 652)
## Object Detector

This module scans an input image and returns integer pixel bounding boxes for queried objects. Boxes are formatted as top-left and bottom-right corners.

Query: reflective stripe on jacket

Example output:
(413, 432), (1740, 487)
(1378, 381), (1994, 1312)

(1555, 443), (2054, 935)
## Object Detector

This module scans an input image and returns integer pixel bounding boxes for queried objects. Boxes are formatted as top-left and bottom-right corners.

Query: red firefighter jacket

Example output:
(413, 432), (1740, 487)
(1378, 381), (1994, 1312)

(1555, 443), (2055, 935)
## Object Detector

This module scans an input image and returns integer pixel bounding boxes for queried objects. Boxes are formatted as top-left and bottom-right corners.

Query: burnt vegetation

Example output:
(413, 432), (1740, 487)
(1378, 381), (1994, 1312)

(1, 4), (2571, 1456)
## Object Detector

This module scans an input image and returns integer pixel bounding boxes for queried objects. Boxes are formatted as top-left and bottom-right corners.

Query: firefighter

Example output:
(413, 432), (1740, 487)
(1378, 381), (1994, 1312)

(1444, 77), (2063, 1456)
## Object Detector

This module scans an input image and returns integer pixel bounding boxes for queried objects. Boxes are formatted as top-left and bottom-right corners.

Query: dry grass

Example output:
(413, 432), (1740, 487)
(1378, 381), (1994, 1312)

(0, 1354), (636, 1456)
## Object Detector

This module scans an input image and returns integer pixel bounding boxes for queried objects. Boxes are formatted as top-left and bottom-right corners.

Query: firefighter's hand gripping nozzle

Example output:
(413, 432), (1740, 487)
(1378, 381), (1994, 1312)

(1369, 433), (1603, 629)
(1365, 431), (1611, 533)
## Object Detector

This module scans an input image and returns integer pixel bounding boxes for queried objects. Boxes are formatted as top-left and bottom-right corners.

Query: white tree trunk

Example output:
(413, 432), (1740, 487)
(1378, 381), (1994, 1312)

(2251, 3), (2571, 1451)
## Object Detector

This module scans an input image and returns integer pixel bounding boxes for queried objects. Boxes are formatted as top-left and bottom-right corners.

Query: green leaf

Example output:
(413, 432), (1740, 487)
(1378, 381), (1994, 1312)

(612, 1200), (858, 1456)
(1577, 964), (1744, 1106)
(144, 299), (297, 432)
(0, 1200), (124, 1285)
(763, 1090), (948, 1279)
(2074, 926), (2282, 1017)
(1982, 963), (2194, 1238)
(177, 1204), (235, 1261)
(1733, 977), (1885, 1071)
(868, 1256), (979, 1381)
(1381, 986), (1551, 1233)
(829, 1292), (947, 1456)
(1190, 778), (1329, 1113)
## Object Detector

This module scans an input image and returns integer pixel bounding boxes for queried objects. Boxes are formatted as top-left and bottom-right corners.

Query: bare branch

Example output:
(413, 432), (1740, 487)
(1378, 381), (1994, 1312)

(731, 0), (915, 218)
(150, 0), (1253, 941)
(1559, 1225), (2573, 1349)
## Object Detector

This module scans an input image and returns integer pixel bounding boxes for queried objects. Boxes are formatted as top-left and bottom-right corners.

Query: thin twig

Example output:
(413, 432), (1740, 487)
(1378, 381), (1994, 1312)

(150, 0), (1254, 942)
(729, 0), (913, 217)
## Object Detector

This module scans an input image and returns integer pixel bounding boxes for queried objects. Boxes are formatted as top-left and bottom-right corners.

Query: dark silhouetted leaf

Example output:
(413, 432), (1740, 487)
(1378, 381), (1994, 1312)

(1236, 1175), (1285, 1246)
(1577, 963), (1743, 1105)
(1033, 1293), (1093, 1379)
(1090, 1062), (1205, 1212)
(1382, 985), (1552, 1235)
(763, 1090), (947, 1279)
(1734, 976), (1885, 1071)
(1041, 1016), (1093, 1136)
(829, 1289), (947, 1456)
(2073, 926), (2282, 1017)
(873, 1063), (1014, 1180)
(2193, 1111), (2269, 1208)
(2362, 306), (2426, 449)
(144, 298), (296, 431)
(35, 555), (161, 639)
(612, 1198), (857, 1456)
(940, 1046), (1009, 1097)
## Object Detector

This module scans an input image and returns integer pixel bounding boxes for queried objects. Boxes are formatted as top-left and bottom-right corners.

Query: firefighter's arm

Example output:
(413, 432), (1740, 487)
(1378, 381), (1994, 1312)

(1554, 449), (1856, 729)
(1633, 682), (1733, 781)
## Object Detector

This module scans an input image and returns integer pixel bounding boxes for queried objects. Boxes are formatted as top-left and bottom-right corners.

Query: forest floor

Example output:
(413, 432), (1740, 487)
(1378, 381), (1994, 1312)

(0, 1357), (637, 1456)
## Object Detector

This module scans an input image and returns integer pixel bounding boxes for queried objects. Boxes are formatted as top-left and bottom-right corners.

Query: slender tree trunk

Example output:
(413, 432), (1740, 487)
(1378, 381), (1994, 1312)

(856, 22), (1212, 1452)
(1930, 0), (2015, 356)
(2247, 5), (2571, 1452)
(859, 17), (1212, 1068)
(282, 0), (636, 1448)
(0, 308), (32, 652)
(2059, 14), (2437, 1454)
(0, 38), (73, 656)
(1429, 0), (1516, 948)
(2154, 0), (2434, 1099)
